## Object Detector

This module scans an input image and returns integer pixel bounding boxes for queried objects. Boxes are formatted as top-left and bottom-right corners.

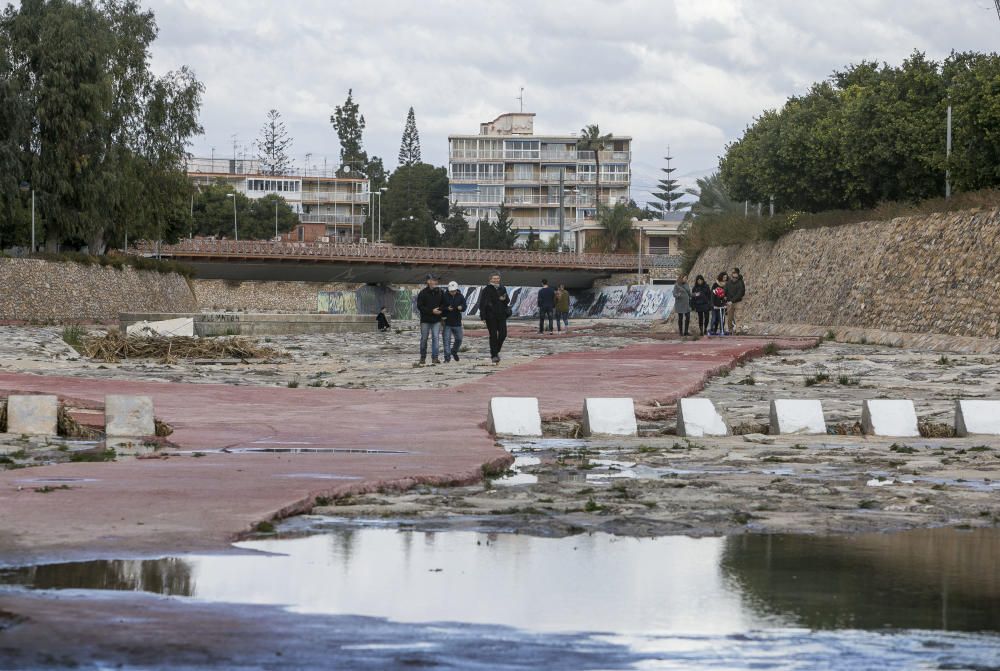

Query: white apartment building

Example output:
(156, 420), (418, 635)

(447, 113), (631, 249)
(185, 157), (370, 242)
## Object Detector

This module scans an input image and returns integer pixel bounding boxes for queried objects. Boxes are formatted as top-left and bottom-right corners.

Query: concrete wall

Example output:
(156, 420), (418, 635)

(689, 207), (1000, 339)
(0, 258), (196, 323)
(192, 279), (357, 312)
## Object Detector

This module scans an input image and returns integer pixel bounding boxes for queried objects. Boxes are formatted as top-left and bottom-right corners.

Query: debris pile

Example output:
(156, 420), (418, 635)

(81, 332), (282, 363)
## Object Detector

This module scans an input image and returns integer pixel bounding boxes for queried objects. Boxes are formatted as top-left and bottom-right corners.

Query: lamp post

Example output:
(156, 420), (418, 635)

(18, 182), (34, 253)
(227, 193), (238, 241)
(274, 198), (279, 240)
(372, 189), (385, 243)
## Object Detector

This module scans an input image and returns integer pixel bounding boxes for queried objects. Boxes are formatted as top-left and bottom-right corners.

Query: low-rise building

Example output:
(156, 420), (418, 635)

(569, 212), (686, 256)
(186, 157), (370, 242)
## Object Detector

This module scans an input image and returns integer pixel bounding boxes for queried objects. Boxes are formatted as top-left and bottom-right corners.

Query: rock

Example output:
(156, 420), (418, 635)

(743, 433), (774, 444)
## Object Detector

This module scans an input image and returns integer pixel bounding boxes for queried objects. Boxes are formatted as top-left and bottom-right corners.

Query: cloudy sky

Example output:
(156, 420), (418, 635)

(146, 0), (1000, 204)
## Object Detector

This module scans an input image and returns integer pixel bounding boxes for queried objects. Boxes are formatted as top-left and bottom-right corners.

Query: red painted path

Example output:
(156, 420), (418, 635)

(0, 337), (813, 563)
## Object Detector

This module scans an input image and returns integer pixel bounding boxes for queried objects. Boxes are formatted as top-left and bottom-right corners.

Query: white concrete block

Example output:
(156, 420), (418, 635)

(105, 395), (155, 437)
(676, 398), (728, 437)
(861, 399), (919, 437)
(487, 397), (542, 437)
(6, 395), (59, 436)
(581, 398), (638, 437)
(769, 399), (827, 435)
(126, 317), (195, 337)
(955, 400), (1000, 436)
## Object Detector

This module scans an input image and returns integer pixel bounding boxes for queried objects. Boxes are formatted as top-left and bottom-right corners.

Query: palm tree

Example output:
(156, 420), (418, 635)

(685, 172), (741, 217)
(595, 202), (635, 252)
(577, 124), (612, 214)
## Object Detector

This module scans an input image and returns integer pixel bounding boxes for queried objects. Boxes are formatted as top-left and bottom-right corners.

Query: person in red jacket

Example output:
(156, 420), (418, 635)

(709, 272), (729, 336)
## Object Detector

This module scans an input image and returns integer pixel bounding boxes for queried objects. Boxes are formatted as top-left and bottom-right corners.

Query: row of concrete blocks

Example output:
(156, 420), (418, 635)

(486, 397), (1000, 438)
(2, 395), (155, 438)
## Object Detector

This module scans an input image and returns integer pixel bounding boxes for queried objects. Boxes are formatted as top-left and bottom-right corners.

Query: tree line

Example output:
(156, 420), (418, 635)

(718, 50), (1000, 213)
(0, 0), (203, 254)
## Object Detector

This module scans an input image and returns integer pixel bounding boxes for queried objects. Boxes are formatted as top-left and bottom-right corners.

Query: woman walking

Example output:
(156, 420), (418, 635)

(672, 274), (692, 336)
(690, 275), (712, 336)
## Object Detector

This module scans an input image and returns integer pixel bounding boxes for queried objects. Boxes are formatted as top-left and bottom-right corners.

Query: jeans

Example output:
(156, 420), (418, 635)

(556, 311), (569, 330)
(485, 318), (508, 359)
(419, 321), (441, 359)
(539, 307), (554, 333)
(677, 312), (690, 335)
(710, 307), (727, 335)
(443, 324), (463, 360)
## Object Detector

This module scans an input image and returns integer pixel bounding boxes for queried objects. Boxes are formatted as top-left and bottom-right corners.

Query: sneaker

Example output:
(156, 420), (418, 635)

(416, 358), (426, 367)
(432, 358), (441, 365)
(453, 351), (460, 362)
(443, 358), (451, 363)
(491, 356), (500, 365)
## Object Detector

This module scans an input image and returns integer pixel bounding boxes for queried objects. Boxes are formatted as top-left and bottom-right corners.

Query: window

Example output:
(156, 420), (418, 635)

(451, 163), (477, 180)
(504, 139), (539, 159)
(510, 164), (535, 180)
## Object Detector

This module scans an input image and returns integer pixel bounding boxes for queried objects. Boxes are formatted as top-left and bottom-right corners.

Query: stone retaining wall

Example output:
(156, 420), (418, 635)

(689, 207), (1000, 340)
(0, 258), (196, 323)
(191, 280), (356, 312)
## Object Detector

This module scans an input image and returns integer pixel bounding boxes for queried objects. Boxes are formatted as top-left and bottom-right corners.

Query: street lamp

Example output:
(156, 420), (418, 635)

(227, 193), (238, 241)
(274, 197), (279, 240)
(378, 187), (387, 242)
(18, 181), (34, 253)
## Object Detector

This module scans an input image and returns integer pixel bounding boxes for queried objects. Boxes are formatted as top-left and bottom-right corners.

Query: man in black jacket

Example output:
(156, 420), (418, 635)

(726, 268), (746, 334)
(416, 274), (445, 365)
(537, 279), (555, 334)
(479, 271), (510, 365)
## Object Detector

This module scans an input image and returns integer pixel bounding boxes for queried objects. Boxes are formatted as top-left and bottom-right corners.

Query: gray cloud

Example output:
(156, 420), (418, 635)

(145, 0), (1000, 204)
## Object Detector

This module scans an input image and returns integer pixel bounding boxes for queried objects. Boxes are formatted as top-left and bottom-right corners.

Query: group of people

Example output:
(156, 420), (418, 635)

(671, 268), (745, 337)
(536, 279), (571, 334)
(409, 272), (515, 366)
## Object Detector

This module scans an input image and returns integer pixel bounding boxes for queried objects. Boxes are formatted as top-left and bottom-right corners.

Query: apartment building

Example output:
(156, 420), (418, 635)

(185, 157), (370, 242)
(447, 113), (631, 248)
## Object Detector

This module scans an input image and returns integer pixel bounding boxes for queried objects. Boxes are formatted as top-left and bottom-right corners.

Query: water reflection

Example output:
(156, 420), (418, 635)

(721, 528), (1000, 632)
(2, 528), (998, 636)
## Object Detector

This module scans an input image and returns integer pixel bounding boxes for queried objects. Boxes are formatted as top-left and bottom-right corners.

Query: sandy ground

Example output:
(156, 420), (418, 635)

(0, 321), (659, 390)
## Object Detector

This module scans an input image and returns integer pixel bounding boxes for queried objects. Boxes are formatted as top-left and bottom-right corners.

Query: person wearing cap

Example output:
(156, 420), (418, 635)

(416, 274), (445, 365)
(441, 281), (467, 363)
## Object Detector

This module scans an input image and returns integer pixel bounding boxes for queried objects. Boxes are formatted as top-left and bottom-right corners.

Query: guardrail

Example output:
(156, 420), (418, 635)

(136, 239), (681, 272)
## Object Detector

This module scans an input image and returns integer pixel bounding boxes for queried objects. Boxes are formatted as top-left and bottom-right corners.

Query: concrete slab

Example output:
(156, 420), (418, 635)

(954, 400), (1000, 436)
(6, 395), (58, 436)
(487, 397), (542, 437)
(104, 395), (155, 437)
(581, 397), (637, 437)
(769, 399), (827, 435)
(676, 398), (728, 437)
(861, 399), (919, 437)
(119, 313), (374, 336)
(126, 318), (194, 338)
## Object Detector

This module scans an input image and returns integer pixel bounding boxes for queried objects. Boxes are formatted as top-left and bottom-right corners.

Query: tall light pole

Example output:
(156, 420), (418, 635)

(227, 193), (238, 241)
(18, 182), (34, 253)
(274, 198), (279, 240)
(373, 189), (385, 242)
(558, 168), (565, 253)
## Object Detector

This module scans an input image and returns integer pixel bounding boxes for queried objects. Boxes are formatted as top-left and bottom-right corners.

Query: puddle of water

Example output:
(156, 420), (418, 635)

(4, 528), (998, 648)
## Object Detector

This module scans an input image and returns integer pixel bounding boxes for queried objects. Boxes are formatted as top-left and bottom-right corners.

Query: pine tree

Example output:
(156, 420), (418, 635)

(257, 109), (293, 176)
(481, 203), (518, 249)
(648, 147), (688, 215)
(441, 202), (472, 248)
(398, 107), (421, 167)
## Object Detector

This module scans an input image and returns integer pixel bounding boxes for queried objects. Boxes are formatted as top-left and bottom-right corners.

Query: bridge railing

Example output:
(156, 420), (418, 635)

(135, 239), (680, 271)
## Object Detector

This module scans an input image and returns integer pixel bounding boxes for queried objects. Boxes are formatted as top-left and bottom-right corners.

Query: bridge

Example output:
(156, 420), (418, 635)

(139, 240), (681, 288)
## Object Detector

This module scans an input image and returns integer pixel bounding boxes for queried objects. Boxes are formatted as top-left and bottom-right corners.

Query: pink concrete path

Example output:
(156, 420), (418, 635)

(0, 337), (813, 563)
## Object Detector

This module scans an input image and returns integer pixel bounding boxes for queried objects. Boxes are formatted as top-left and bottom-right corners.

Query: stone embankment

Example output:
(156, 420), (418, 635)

(690, 207), (1000, 343)
(192, 279), (356, 312)
(0, 258), (196, 323)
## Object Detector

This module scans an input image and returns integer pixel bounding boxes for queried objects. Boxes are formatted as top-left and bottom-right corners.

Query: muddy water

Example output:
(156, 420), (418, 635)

(2, 527), (999, 668)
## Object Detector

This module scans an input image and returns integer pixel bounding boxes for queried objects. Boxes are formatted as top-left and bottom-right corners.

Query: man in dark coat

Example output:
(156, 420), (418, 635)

(416, 274), (445, 365)
(479, 271), (510, 365)
(726, 268), (746, 334)
(537, 279), (556, 334)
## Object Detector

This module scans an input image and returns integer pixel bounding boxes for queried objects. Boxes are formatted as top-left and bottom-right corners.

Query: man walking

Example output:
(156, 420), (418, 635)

(442, 281), (467, 363)
(555, 284), (570, 332)
(537, 279), (556, 334)
(479, 271), (510, 365)
(416, 274), (445, 365)
(726, 268), (746, 334)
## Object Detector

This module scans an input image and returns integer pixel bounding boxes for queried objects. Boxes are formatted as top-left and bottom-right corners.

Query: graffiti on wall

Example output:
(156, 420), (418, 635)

(319, 284), (676, 320)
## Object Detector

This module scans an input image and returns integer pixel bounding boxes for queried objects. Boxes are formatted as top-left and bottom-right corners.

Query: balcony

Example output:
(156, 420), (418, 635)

(299, 213), (366, 226)
(449, 174), (505, 184)
(539, 150), (578, 162)
(449, 149), (505, 160)
(577, 150), (631, 162)
(300, 191), (369, 203)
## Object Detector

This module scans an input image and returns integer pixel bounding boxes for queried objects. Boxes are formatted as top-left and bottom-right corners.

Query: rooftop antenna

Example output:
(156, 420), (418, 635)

(517, 87), (524, 113)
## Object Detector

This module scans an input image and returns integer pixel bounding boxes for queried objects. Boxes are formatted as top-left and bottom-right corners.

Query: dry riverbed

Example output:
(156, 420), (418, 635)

(303, 340), (1000, 538)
